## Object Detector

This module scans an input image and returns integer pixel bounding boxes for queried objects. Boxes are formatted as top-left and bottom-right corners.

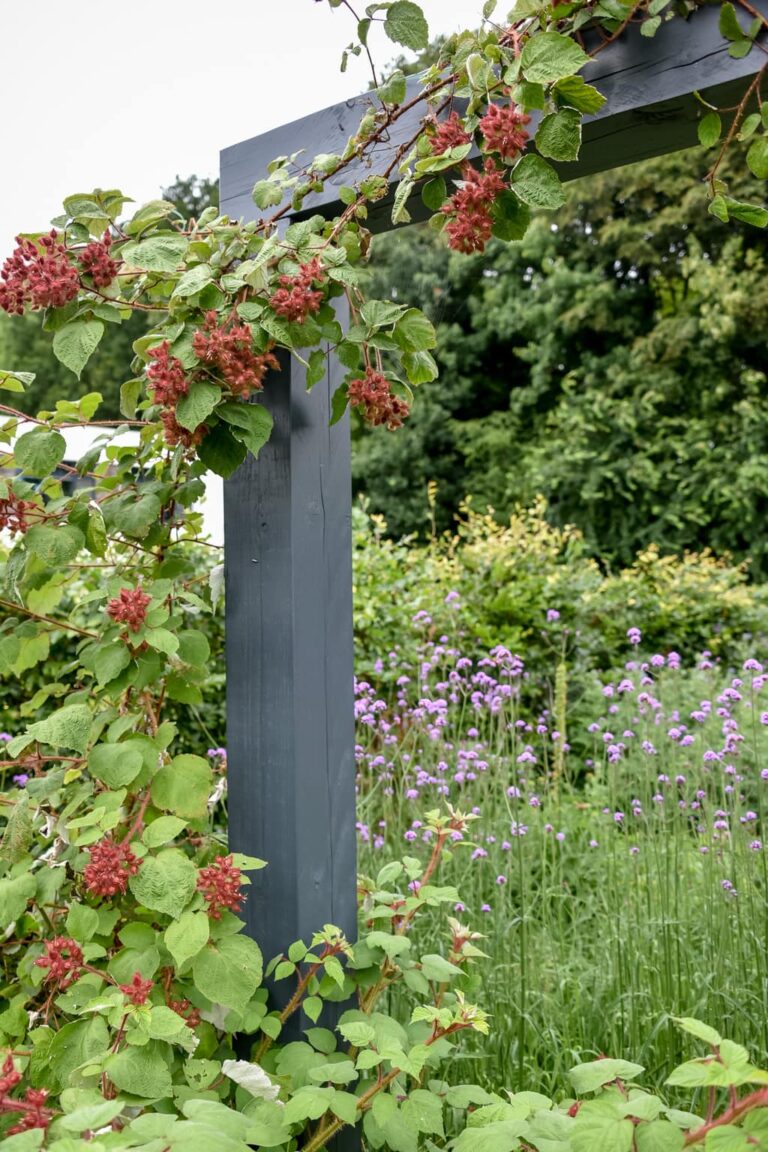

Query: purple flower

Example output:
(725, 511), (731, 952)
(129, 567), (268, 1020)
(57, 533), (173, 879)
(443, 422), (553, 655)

(481, 904), (492, 913)
(12, 774), (28, 787)
(0, 733), (12, 743)
(627, 627), (642, 647)
(496, 874), (507, 885)
(546, 609), (560, 622)
(589, 839), (599, 848)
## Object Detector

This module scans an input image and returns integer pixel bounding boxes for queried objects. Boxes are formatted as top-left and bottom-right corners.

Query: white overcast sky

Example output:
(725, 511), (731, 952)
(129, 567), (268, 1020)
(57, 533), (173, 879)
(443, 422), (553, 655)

(1, 0), (477, 256)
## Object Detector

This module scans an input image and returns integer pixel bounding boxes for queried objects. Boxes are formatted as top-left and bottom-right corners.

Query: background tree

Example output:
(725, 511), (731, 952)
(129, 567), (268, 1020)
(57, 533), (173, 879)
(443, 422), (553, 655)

(355, 147), (768, 575)
(162, 173), (219, 220)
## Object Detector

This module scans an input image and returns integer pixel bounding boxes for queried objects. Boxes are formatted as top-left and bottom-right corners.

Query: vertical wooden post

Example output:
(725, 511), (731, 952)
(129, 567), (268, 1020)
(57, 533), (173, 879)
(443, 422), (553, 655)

(223, 331), (356, 1017)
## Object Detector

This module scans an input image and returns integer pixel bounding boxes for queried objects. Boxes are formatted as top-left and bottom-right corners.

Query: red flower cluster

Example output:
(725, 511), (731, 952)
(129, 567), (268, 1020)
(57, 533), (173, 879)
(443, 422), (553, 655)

(347, 367), (410, 430)
(84, 836), (140, 898)
(269, 257), (325, 323)
(431, 111), (471, 155)
(0, 1057), (55, 1137)
(119, 971), (154, 1006)
(160, 409), (207, 449)
(169, 998), (201, 1028)
(193, 311), (279, 397)
(0, 492), (35, 536)
(442, 159), (507, 254)
(35, 937), (83, 988)
(479, 102), (531, 162)
(107, 585), (152, 633)
(147, 342), (189, 406)
(197, 854), (244, 920)
(78, 230), (120, 288)
(0, 230), (79, 315)
(6, 1088), (54, 1136)
(0, 1055), (21, 1097)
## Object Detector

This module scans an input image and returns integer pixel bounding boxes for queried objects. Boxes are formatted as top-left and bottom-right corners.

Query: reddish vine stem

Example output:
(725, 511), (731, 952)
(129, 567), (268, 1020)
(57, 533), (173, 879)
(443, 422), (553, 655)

(707, 64), (767, 192)
(124, 790), (152, 844)
(302, 1023), (470, 1152)
(0, 597), (98, 639)
(589, 1), (646, 55)
(339, 0), (380, 88)
(684, 1086), (768, 1145)
(734, 0), (768, 40)
(265, 73), (457, 231)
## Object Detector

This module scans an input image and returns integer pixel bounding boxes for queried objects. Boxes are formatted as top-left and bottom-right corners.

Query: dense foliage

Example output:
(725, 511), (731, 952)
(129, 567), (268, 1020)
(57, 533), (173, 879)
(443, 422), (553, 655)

(0, 1), (767, 1149)
(0, 179), (220, 420)
(355, 149), (768, 572)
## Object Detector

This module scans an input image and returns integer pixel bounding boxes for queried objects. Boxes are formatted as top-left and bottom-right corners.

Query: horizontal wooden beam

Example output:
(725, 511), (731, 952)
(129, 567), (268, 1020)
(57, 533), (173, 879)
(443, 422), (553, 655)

(221, 5), (767, 231)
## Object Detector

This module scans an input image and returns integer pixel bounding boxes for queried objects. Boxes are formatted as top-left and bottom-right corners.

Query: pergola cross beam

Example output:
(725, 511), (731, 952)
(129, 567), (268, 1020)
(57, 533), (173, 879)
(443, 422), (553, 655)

(222, 6), (768, 230)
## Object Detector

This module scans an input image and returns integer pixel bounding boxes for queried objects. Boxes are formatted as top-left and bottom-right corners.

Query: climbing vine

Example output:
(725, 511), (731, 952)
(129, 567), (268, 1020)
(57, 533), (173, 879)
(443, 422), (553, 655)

(0, 1), (767, 1147)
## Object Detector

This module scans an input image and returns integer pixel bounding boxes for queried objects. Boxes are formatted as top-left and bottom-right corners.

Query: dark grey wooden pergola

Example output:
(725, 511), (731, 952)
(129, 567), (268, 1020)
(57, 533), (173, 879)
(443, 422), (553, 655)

(220, 7), (767, 991)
